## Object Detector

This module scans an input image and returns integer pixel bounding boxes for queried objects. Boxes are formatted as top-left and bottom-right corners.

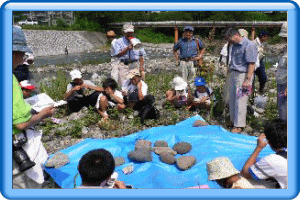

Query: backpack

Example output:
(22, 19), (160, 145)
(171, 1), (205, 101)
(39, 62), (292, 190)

(136, 95), (160, 124)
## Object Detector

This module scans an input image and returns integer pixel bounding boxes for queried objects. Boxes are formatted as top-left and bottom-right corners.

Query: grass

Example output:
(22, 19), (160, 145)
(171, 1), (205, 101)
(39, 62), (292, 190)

(36, 61), (279, 140)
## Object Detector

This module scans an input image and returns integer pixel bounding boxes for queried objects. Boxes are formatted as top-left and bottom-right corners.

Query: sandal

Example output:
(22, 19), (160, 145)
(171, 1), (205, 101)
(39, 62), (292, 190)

(231, 127), (244, 133)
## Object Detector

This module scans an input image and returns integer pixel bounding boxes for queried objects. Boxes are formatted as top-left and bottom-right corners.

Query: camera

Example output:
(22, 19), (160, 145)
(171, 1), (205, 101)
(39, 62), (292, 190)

(13, 132), (35, 172)
(105, 172), (118, 188)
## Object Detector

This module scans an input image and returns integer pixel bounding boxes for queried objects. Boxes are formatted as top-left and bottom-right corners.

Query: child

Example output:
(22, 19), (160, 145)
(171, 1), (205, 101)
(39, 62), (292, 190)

(188, 77), (213, 111)
(77, 149), (127, 189)
(165, 76), (191, 109)
(206, 157), (254, 189)
(241, 119), (287, 189)
(96, 78), (125, 120)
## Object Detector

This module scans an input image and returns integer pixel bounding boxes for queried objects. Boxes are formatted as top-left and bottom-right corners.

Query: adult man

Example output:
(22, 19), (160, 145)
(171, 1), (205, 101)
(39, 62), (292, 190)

(241, 119), (287, 189)
(77, 149), (127, 189)
(111, 23), (146, 85)
(13, 26), (55, 188)
(173, 26), (205, 84)
(107, 30), (119, 83)
(276, 22), (287, 121)
(224, 28), (257, 133)
(253, 31), (269, 95)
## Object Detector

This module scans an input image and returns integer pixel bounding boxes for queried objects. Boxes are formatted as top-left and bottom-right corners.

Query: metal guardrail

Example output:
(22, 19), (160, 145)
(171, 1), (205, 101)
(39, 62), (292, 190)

(110, 21), (285, 28)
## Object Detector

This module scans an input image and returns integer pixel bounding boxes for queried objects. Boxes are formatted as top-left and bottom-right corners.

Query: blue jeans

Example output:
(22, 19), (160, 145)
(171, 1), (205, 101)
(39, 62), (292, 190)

(255, 60), (267, 93)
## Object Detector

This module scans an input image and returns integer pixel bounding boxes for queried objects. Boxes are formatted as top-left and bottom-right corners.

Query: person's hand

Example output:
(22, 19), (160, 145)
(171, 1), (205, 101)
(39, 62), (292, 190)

(127, 44), (133, 50)
(122, 90), (128, 96)
(40, 105), (55, 119)
(81, 84), (90, 90)
(72, 85), (82, 91)
(284, 88), (287, 97)
(105, 87), (114, 96)
(242, 79), (251, 88)
(114, 181), (127, 189)
(257, 133), (268, 150)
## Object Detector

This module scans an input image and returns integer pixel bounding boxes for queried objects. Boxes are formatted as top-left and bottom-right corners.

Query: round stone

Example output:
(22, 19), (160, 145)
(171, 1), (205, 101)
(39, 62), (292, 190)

(173, 142), (192, 154)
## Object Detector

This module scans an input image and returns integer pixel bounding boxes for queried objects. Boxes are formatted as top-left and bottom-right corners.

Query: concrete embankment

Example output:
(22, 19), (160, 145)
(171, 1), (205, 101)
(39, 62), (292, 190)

(23, 30), (107, 56)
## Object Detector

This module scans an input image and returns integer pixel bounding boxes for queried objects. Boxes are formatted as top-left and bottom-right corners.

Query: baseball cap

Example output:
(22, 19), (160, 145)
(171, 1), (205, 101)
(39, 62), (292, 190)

(20, 80), (35, 90)
(123, 23), (134, 33)
(183, 26), (194, 32)
(194, 77), (206, 86)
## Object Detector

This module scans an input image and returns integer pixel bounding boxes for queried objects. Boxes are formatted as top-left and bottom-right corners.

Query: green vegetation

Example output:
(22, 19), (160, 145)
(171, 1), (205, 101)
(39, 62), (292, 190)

(135, 28), (174, 44)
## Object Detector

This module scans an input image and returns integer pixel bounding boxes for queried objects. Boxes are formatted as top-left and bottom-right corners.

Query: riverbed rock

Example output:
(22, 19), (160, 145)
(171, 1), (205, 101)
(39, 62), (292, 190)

(154, 140), (168, 147)
(173, 142), (192, 154)
(152, 147), (177, 156)
(114, 156), (125, 167)
(160, 152), (176, 165)
(135, 139), (152, 151)
(176, 156), (196, 171)
(128, 148), (152, 163)
(45, 152), (70, 168)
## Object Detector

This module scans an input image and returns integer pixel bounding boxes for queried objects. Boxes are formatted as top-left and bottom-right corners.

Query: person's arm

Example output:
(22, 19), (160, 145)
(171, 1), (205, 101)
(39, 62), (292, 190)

(14, 106), (55, 131)
(137, 81), (144, 101)
(242, 63), (255, 88)
(117, 44), (133, 57)
(139, 56), (145, 72)
(241, 134), (268, 178)
(105, 88), (124, 104)
(82, 84), (104, 92)
(114, 181), (127, 189)
(64, 85), (81, 99)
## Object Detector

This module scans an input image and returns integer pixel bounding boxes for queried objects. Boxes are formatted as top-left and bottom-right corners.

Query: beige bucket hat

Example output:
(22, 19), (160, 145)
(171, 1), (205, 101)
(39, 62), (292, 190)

(106, 30), (116, 37)
(123, 23), (134, 33)
(206, 157), (240, 181)
(70, 69), (82, 80)
(278, 22), (287, 37)
(126, 68), (140, 80)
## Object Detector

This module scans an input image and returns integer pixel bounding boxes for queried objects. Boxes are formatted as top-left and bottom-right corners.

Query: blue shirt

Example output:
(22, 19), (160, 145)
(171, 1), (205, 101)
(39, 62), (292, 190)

(229, 37), (257, 73)
(174, 37), (204, 59)
(112, 36), (146, 61)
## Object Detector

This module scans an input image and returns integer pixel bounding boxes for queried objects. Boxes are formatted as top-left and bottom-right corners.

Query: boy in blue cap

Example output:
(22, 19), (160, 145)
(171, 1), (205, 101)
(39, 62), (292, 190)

(187, 76), (213, 111)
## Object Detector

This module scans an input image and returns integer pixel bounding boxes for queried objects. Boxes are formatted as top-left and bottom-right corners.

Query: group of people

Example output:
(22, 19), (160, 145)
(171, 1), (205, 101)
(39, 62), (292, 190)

(12, 21), (287, 189)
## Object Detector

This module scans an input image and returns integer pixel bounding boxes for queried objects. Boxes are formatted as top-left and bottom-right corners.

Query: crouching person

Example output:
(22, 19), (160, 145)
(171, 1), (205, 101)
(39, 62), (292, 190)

(64, 69), (103, 113)
(165, 76), (192, 109)
(77, 149), (127, 189)
(206, 157), (254, 189)
(122, 71), (159, 123)
(187, 77), (213, 111)
(96, 78), (126, 120)
(13, 26), (55, 188)
(241, 119), (287, 189)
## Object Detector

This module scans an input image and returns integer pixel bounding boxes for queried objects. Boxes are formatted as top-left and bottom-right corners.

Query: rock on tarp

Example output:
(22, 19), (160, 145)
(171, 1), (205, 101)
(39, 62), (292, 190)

(44, 115), (274, 189)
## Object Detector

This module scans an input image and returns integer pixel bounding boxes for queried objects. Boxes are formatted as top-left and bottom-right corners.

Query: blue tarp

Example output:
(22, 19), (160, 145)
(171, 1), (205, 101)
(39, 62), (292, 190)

(44, 115), (274, 189)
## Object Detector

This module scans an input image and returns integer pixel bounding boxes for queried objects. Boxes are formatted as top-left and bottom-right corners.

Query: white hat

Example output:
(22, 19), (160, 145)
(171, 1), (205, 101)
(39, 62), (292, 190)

(171, 77), (188, 91)
(20, 80), (35, 90)
(123, 23), (134, 33)
(206, 157), (240, 181)
(23, 52), (34, 65)
(70, 69), (82, 80)
(238, 29), (249, 38)
(126, 68), (140, 80)
(278, 22), (287, 37)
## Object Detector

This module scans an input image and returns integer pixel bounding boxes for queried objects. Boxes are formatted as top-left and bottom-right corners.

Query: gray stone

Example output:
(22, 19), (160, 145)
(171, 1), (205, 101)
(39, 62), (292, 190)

(152, 147), (177, 156)
(173, 142), (192, 154)
(135, 139), (152, 150)
(160, 152), (176, 165)
(176, 156), (196, 171)
(192, 120), (209, 127)
(128, 148), (152, 163)
(45, 152), (70, 168)
(154, 140), (168, 147)
(114, 156), (125, 167)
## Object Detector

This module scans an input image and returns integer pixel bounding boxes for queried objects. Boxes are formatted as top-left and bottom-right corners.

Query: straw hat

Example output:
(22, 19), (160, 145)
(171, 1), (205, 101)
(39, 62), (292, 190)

(171, 77), (188, 91)
(126, 68), (140, 80)
(106, 30), (116, 37)
(70, 69), (82, 80)
(238, 29), (249, 38)
(278, 22), (287, 37)
(206, 157), (240, 181)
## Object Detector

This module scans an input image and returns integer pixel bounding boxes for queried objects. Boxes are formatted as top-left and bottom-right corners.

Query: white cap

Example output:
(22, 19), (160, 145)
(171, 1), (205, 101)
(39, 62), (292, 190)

(20, 80), (35, 90)
(171, 77), (188, 91)
(123, 23), (134, 33)
(238, 29), (249, 38)
(70, 69), (82, 80)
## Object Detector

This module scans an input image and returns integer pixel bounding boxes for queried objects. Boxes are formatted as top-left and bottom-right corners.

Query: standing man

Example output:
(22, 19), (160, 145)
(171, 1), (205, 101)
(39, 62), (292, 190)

(253, 31), (269, 95)
(276, 22), (287, 121)
(111, 23), (146, 86)
(13, 26), (55, 188)
(173, 26), (205, 85)
(107, 30), (119, 83)
(224, 28), (257, 133)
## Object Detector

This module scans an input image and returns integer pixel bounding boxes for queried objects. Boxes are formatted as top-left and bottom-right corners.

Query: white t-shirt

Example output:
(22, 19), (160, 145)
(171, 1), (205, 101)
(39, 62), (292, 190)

(249, 153), (287, 189)
(122, 80), (148, 96)
(95, 90), (123, 109)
